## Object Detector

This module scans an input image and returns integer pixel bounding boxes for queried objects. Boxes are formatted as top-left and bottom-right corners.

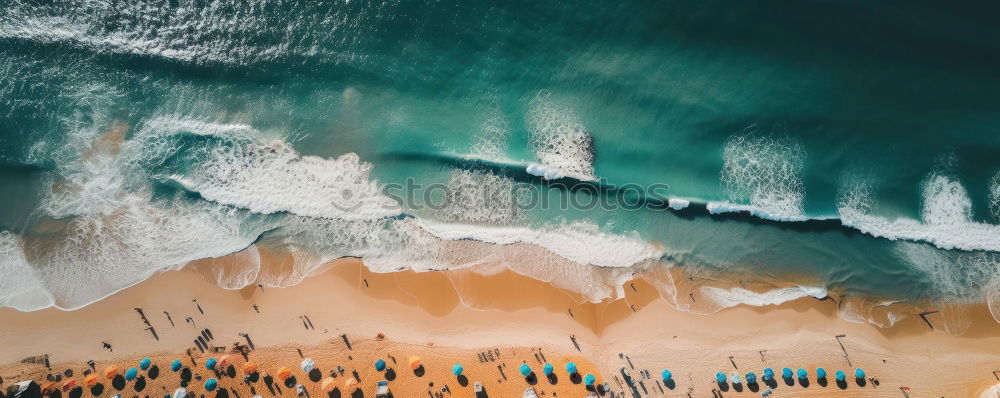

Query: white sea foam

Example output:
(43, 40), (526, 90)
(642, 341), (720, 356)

(437, 169), (525, 226)
(990, 171), (1000, 222)
(667, 198), (690, 210)
(525, 91), (596, 181)
(839, 172), (1000, 252)
(700, 285), (827, 309)
(0, 232), (54, 311)
(720, 133), (806, 220)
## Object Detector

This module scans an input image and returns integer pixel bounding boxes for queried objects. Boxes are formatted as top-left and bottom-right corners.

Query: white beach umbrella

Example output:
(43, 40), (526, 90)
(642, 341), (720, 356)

(173, 388), (186, 398)
(301, 358), (315, 372)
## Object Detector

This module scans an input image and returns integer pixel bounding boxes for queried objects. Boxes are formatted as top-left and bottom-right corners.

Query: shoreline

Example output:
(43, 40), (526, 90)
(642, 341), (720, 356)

(3, 258), (1000, 396)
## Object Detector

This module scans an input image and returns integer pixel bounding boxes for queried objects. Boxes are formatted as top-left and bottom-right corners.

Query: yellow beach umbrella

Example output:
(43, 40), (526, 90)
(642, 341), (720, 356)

(84, 374), (99, 387)
(242, 362), (258, 375)
(104, 366), (120, 379)
(408, 356), (421, 370)
(321, 377), (337, 392)
(277, 367), (292, 380)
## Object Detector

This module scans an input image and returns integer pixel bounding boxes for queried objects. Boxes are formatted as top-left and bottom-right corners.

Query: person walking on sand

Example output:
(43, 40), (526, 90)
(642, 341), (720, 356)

(102, 342), (112, 352)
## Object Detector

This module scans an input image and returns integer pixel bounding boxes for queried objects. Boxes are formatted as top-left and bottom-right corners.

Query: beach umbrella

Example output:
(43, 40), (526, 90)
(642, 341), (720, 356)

(205, 358), (218, 371)
(104, 366), (121, 379)
(835, 370), (846, 381)
(301, 358), (315, 372)
(321, 378), (336, 392)
(277, 367), (292, 381)
(171, 360), (183, 372)
(242, 362), (258, 375)
(62, 379), (78, 391)
(520, 364), (532, 377)
(816, 368), (827, 379)
(374, 359), (386, 372)
(204, 378), (218, 392)
(745, 372), (757, 384)
(140, 358), (152, 371)
(763, 368), (774, 381)
(218, 356), (231, 369)
(797, 368), (807, 380)
(543, 364), (554, 376)
(172, 388), (186, 398)
(584, 374), (596, 386)
(84, 374), (99, 387)
(661, 370), (672, 381)
(408, 356), (421, 370)
(781, 368), (792, 379)
(855, 368), (865, 379)
(451, 364), (463, 376)
(565, 362), (578, 375)
(125, 368), (139, 381)
(715, 372), (726, 383)
(730, 372), (741, 384)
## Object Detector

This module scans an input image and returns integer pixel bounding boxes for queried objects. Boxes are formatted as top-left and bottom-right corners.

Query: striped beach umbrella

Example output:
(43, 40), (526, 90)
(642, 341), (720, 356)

(277, 367), (292, 381)
(104, 366), (120, 379)
(408, 356), (421, 370)
(84, 374), (99, 388)
(301, 358), (315, 372)
(172, 388), (186, 398)
(62, 379), (77, 391)
(321, 377), (336, 392)
(730, 372), (741, 384)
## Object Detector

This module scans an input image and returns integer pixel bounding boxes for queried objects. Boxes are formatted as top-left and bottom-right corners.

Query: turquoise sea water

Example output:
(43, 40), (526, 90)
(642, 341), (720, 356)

(1, 0), (999, 317)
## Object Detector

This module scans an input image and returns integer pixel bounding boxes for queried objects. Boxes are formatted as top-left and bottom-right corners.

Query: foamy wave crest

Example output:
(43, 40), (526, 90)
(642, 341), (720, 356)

(525, 91), (596, 181)
(139, 116), (399, 220)
(894, 242), (1000, 300)
(990, 171), (1000, 222)
(839, 171), (1000, 252)
(437, 169), (525, 226)
(0, 232), (53, 311)
(719, 133), (806, 220)
(667, 198), (690, 210)
(700, 285), (826, 309)
(416, 219), (664, 269)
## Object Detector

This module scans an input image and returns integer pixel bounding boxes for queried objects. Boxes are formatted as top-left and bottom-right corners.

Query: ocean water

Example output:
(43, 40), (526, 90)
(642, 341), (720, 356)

(1, 0), (999, 326)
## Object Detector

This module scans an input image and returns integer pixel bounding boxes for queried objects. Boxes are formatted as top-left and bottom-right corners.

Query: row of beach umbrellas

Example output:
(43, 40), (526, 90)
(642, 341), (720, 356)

(712, 367), (866, 384)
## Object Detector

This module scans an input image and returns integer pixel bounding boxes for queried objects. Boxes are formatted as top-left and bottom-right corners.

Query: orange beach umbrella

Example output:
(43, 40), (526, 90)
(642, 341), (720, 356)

(40, 382), (55, 393)
(321, 377), (336, 392)
(84, 374), (99, 387)
(104, 366), (120, 379)
(408, 356), (421, 370)
(62, 379), (77, 391)
(343, 378), (356, 389)
(242, 362), (258, 375)
(277, 367), (292, 380)
(217, 355), (231, 369)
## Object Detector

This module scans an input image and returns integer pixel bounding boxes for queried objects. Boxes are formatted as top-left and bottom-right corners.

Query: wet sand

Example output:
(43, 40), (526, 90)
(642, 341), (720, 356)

(2, 258), (1000, 397)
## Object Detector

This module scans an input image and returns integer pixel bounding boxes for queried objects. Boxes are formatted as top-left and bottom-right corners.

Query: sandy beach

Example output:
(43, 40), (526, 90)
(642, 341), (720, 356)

(2, 258), (1000, 397)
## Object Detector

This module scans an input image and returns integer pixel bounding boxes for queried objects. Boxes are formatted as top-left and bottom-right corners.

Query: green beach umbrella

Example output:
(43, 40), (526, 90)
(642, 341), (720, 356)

(452, 364), (463, 376)
(374, 359), (386, 371)
(140, 358), (151, 371)
(797, 368), (807, 380)
(855, 368), (865, 379)
(204, 378), (218, 392)
(205, 358), (218, 371)
(816, 368), (827, 379)
(745, 372), (757, 384)
(835, 370), (846, 381)
(565, 362), (578, 374)
(715, 372), (726, 383)
(661, 370), (672, 381)
(763, 368), (774, 381)
(125, 368), (138, 381)
(171, 360), (182, 372)
(543, 364), (554, 376)
(584, 374), (596, 386)
(519, 364), (532, 377)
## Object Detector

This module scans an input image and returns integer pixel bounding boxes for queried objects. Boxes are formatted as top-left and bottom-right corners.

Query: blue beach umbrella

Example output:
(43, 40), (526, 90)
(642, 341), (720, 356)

(855, 368), (865, 379)
(139, 358), (152, 371)
(745, 372), (757, 384)
(452, 364), (463, 376)
(782, 368), (792, 379)
(125, 368), (138, 381)
(204, 378), (218, 392)
(205, 358), (218, 371)
(543, 364), (554, 376)
(661, 370), (672, 381)
(835, 370), (846, 381)
(519, 364), (532, 377)
(565, 362), (578, 375)
(816, 368), (827, 379)
(374, 359), (386, 372)
(715, 372), (726, 383)
(171, 360), (182, 372)
(797, 368), (807, 380)
(763, 368), (775, 381)
(584, 374), (596, 386)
